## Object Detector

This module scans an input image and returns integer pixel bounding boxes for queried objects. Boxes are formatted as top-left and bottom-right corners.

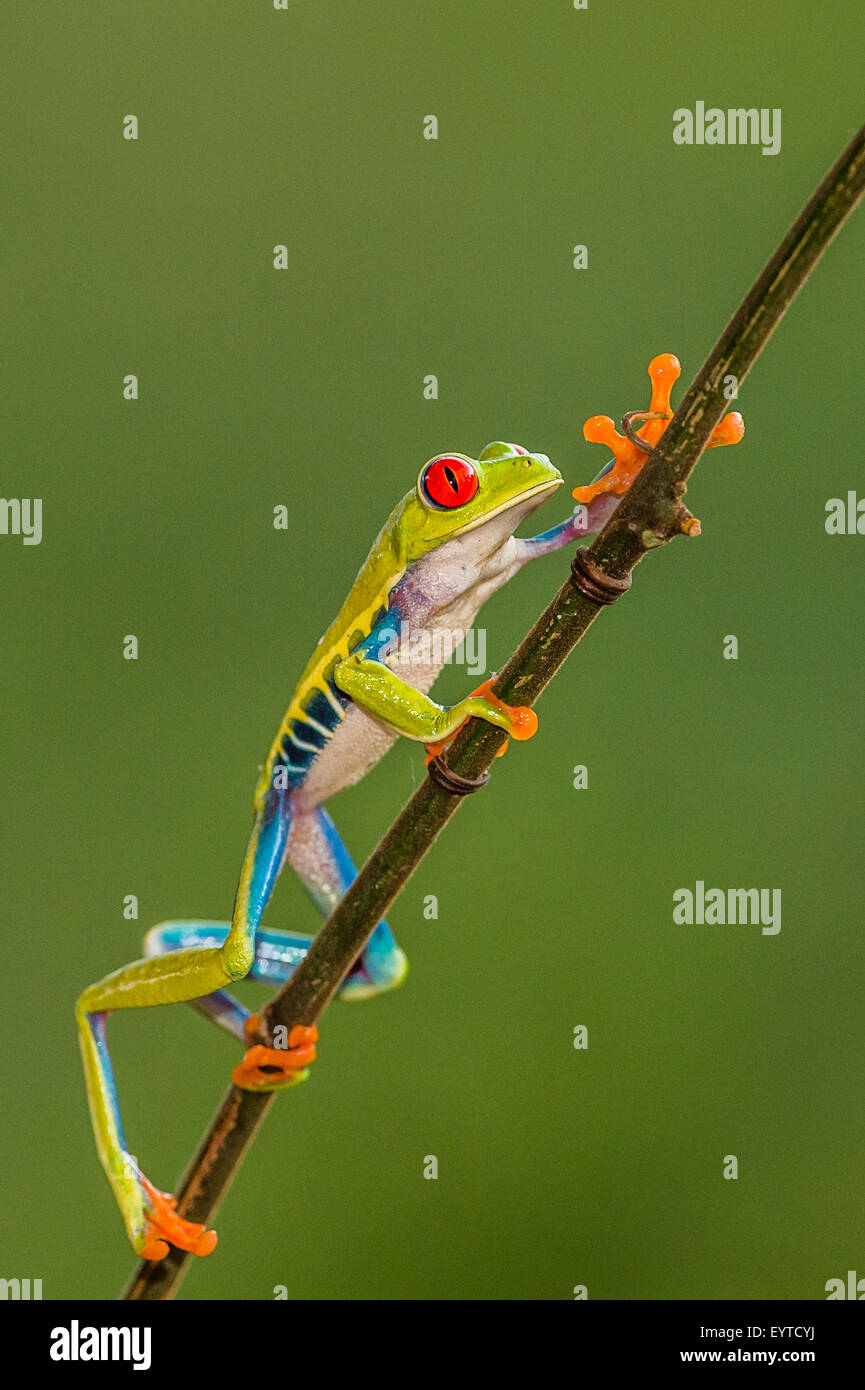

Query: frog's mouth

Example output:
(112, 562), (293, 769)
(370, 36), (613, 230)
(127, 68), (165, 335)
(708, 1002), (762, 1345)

(452, 476), (562, 536)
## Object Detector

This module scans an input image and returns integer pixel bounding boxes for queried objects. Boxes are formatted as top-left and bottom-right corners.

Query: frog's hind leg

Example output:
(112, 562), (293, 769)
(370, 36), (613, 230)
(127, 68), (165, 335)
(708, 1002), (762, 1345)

(144, 807), (408, 1052)
(168, 808), (411, 1002)
(286, 804), (408, 1001)
(77, 794), (297, 1258)
(77, 953), (233, 1261)
(142, 920), (314, 1042)
(131, 807), (406, 1146)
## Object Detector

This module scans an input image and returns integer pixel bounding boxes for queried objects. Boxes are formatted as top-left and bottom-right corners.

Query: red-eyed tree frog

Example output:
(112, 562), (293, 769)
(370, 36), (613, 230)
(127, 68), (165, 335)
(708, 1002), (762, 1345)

(76, 354), (743, 1260)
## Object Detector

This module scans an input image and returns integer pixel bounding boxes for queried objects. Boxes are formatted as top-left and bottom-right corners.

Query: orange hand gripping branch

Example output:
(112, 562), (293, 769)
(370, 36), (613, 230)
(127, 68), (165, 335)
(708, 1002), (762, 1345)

(574, 353), (744, 506)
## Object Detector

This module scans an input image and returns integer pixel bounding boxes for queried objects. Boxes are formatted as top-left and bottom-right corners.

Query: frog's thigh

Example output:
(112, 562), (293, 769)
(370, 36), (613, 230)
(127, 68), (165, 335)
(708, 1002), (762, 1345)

(285, 803), (408, 999)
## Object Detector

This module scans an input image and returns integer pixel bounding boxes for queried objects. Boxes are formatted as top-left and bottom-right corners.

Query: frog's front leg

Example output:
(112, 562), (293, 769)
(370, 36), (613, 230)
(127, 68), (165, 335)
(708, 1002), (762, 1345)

(334, 653), (538, 745)
(514, 494), (622, 562)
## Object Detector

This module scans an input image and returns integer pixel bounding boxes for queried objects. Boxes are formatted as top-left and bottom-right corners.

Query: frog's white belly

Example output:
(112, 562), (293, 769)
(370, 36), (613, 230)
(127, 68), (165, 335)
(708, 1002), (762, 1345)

(293, 650), (438, 810)
(294, 523), (527, 810)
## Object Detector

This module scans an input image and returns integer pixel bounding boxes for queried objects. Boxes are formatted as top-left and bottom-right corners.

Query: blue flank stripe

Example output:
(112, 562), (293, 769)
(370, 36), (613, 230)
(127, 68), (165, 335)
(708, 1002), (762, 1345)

(286, 719), (327, 753)
(273, 683), (348, 789)
(302, 686), (344, 731)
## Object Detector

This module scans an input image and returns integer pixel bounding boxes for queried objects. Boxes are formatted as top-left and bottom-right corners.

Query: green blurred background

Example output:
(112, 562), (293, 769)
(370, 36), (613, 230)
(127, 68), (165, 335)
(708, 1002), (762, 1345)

(2, 2), (863, 1301)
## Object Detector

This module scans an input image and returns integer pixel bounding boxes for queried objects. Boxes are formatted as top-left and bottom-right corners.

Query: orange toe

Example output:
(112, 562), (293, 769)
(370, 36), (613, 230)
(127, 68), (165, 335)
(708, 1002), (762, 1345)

(287, 1023), (319, 1049)
(507, 706), (538, 740)
(243, 1012), (263, 1043)
(574, 416), (642, 503)
(471, 678), (538, 743)
(194, 1229), (219, 1256)
(709, 411), (745, 448)
(425, 732), (508, 763)
(139, 1238), (170, 1262)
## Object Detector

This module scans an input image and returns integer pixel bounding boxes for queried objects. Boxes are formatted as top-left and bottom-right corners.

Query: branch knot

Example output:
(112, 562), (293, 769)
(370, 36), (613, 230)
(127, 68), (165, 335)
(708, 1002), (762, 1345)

(570, 547), (632, 605)
(426, 755), (491, 796)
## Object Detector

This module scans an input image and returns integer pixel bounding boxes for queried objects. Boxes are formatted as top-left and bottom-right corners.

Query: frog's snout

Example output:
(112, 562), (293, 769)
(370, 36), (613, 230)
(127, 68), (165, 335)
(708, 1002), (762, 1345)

(525, 452), (563, 486)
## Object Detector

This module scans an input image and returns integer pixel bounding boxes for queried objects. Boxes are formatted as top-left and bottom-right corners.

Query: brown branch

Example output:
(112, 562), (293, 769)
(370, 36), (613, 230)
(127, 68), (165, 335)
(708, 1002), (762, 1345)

(123, 121), (865, 1299)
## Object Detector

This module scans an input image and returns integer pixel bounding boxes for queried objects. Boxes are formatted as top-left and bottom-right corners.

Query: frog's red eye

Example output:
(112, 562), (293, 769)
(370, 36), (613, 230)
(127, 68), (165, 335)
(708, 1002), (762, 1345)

(420, 455), (479, 509)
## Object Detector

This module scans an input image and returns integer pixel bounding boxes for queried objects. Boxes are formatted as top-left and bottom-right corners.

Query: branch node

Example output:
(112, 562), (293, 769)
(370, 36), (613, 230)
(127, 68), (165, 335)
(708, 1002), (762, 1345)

(427, 756), (491, 796)
(569, 546), (632, 605)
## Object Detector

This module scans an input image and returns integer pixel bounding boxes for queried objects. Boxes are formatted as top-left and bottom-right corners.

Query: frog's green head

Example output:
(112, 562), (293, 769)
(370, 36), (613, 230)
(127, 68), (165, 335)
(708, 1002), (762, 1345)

(399, 441), (562, 561)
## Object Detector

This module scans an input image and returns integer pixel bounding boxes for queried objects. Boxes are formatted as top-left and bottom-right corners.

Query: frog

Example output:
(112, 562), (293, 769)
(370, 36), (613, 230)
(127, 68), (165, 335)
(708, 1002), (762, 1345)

(76, 352), (744, 1260)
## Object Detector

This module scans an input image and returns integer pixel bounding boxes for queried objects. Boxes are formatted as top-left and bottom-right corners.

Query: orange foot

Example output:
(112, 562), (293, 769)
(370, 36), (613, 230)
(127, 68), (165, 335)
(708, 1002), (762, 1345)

(573, 353), (745, 505)
(138, 1173), (218, 1261)
(232, 1014), (319, 1092)
(423, 678), (537, 764)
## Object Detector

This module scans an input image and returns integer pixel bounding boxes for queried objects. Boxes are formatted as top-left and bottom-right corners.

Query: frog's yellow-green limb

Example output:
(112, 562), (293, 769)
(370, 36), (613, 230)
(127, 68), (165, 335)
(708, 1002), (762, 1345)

(334, 648), (538, 745)
(422, 678), (525, 762)
(76, 802), (294, 1259)
(141, 929), (320, 1090)
(76, 951), (229, 1259)
(144, 815), (408, 1020)
(78, 791), (410, 1257)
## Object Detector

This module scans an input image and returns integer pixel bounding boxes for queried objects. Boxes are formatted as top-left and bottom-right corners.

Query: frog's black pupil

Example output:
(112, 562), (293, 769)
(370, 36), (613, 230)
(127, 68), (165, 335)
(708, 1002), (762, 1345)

(445, 466), (459, 493)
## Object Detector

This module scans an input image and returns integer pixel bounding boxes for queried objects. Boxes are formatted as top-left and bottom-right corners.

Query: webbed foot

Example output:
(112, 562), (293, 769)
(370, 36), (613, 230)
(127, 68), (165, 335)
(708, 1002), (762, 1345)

(232, 1014), (319, 1092)
(137, 1173), (218, 1261)
(573, 353), (744, 504)
(424, 678), (537, 763)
